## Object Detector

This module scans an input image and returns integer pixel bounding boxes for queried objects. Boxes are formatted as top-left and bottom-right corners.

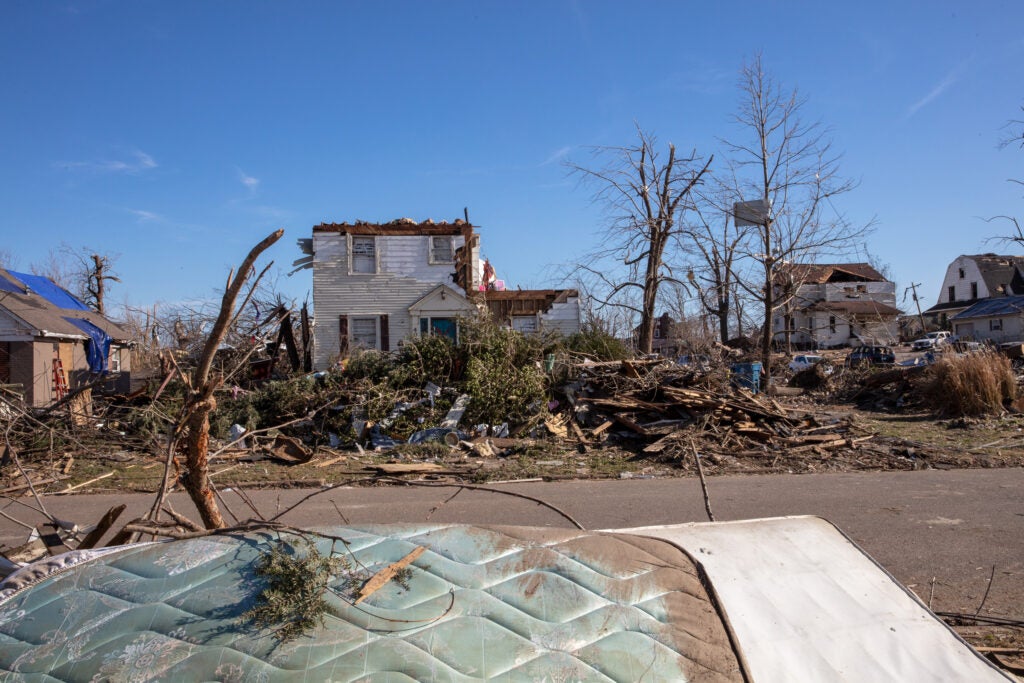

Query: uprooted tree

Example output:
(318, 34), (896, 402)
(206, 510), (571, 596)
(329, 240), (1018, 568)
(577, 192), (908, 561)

(721, 54), (870, 385)
(568, 127), (712, 354)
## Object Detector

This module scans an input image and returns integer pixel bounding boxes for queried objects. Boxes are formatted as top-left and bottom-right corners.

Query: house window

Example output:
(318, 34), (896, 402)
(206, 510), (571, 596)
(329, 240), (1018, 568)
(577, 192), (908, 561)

(959, 268), (965, 279)
(108, 348), (121, 373)
(990, 319), (1003, 331)
(829, 316), (836, 333)
(419, 317), (458, 342)
(351, 317), (378, 349)
(351, 236), (376, 274)
(512, 316), (539, 334)
(429, 236), (453, 264)
(970, 282), (978, 299)
(948, 285), (956, 303)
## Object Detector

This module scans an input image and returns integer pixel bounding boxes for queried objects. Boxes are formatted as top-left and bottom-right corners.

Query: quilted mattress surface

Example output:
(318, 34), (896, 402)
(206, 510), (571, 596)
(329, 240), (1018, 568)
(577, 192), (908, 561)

(0, 524), (742, 682)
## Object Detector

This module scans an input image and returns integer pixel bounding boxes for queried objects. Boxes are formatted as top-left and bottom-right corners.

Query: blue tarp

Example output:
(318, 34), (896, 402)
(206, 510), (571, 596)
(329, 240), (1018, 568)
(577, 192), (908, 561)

(63, 317), (111, 373)
(0, 274), (23, 294)
(8, 271), (90, 310)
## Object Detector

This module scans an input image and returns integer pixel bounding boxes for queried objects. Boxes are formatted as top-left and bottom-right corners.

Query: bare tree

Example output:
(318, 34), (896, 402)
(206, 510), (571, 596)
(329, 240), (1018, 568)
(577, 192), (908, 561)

(683, 196), (747, 343)
(721, 55), (869, 383)
(569, 127), (712, 354)
(988, 104), (1024, 244)
(31, 245), (120, 314)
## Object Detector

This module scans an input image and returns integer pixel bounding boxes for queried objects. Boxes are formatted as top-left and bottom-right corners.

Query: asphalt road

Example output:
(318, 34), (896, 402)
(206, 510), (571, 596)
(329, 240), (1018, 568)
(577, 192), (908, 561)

(2, 468), (1022, 616)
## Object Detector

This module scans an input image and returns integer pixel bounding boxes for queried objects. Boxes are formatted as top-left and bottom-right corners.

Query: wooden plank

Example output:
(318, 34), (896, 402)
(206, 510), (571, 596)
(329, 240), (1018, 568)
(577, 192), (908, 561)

(77, 504), (127, 550)
(59, 471), (114, 493)
(368, 463), (447, 474)
(354, 546), (426, 604)
(591, 420), (614, 436)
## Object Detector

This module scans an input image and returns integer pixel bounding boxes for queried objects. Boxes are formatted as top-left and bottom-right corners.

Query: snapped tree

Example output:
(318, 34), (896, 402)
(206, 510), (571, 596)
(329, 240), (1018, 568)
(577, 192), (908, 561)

(176, 229), (284, 529)
(569, 127), (712, 354)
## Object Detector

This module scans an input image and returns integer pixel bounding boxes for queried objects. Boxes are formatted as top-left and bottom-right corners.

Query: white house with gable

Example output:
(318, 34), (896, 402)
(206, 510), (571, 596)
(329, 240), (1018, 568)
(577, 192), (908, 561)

(299, 218), (581, 370)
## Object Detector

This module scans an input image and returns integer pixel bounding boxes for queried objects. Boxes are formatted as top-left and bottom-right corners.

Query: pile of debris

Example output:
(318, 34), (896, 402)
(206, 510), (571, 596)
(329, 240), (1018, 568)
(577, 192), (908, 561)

(537, 359), (874, 473)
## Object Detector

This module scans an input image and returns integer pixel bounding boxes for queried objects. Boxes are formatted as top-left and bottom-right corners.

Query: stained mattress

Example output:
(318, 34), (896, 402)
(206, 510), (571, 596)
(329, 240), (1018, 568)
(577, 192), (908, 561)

(0, 524), (743, 682)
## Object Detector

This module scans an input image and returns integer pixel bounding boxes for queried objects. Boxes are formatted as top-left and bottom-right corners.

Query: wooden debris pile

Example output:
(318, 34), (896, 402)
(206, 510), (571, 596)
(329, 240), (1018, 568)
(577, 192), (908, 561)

(553, 359), (873, 470)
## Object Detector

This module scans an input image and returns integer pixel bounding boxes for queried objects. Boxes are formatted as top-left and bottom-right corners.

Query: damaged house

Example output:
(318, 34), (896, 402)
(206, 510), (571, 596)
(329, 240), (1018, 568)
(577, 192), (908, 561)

(298, 218), (580, 370)
(0, 269), (132, 407)
(923, 253), (1024, 329)
(772, 263), (900, 348)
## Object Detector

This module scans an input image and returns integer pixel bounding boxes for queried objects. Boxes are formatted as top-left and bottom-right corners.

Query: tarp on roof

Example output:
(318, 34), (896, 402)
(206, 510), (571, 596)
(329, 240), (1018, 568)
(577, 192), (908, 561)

(8, 271), (89, 311)
(63, 316), (111, 373)
(0, 274), (23, 295)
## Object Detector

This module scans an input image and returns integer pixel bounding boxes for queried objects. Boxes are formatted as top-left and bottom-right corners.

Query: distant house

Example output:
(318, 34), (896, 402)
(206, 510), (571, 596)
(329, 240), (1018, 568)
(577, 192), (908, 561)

(772, 263), (900, 348)
(0, 269), (132, 406)
(301, 218), (580, 370)
(950, 295), (1024, 343)
(923, 254), (1024, 327)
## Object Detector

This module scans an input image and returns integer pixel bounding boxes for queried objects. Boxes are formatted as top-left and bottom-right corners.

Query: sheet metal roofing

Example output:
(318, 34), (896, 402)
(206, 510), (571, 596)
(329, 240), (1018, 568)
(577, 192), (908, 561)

(951, 294), (1024, 319)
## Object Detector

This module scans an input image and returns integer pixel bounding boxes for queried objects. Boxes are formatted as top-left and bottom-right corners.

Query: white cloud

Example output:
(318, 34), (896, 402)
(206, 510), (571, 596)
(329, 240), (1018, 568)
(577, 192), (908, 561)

(125, 208), (161, 222)
(541, 146), (572, 166)
(238, 169), (260, 192)
(56, 149), (157, 174)
(906, 61), (970, 118)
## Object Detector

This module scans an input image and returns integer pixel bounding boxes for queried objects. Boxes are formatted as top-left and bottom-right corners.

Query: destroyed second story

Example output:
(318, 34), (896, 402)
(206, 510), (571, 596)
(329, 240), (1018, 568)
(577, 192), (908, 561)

(776, 263), (896, 309)
(299, 218), (482, 298)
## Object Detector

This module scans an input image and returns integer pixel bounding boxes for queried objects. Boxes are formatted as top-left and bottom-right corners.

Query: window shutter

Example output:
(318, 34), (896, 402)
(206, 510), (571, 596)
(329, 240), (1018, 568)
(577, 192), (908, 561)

(339, 315), (349, 358)
(380, 314), (390, 351)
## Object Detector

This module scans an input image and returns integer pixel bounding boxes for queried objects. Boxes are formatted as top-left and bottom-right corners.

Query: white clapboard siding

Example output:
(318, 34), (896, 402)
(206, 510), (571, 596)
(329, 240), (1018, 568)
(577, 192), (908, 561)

(540, 296), (581, 335)
(311, 232), (471, 369)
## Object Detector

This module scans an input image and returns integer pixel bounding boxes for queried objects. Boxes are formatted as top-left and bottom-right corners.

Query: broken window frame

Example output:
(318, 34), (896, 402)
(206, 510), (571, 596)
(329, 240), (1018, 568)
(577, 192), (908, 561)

(990, 319), (1003, 332)
(349, 235), (377, 275)
(512, 316), (539, 334)
(350, 317), (379, 349)
(428, 236), (454, 265)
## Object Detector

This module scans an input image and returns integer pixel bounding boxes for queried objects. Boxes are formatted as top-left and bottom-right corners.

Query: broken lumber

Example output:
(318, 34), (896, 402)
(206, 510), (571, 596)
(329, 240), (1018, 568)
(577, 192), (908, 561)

(354, 546), (425, 604)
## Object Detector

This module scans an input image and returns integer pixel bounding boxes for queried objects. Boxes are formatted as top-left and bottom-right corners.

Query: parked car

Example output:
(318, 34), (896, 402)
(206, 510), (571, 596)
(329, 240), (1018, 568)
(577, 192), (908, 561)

(846, 345), (896, 367)
(788, 354), (833, 374)
(911, 331), (951, 350)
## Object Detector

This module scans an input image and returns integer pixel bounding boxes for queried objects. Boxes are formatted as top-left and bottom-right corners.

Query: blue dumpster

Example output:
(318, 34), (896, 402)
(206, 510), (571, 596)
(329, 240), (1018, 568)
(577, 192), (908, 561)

(730, 361), (762, 393)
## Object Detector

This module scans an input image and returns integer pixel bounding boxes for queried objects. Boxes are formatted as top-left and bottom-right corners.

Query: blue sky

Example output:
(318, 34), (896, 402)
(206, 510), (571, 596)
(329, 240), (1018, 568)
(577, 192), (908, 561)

(2, 1), (1022, 319)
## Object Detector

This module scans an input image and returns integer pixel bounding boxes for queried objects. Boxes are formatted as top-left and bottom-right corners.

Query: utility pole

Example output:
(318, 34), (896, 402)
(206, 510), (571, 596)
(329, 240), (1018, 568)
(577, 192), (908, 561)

(904, 283), (927, 334)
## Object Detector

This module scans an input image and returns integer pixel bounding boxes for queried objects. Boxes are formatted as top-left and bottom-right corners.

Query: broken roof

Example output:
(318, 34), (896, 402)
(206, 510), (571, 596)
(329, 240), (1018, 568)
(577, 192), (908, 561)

(313, 217), (475, 236)
(484, 289), (578, 319)
(800, 300), (902, 316)
(0, 269), (131, 342)
(779, 263), (888, 284)
(962, 254), (1024, 296)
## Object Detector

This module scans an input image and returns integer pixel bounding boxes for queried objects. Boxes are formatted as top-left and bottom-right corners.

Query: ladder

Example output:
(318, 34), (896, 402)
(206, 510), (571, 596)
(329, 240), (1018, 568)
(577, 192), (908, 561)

(52, 358), (68, 400)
